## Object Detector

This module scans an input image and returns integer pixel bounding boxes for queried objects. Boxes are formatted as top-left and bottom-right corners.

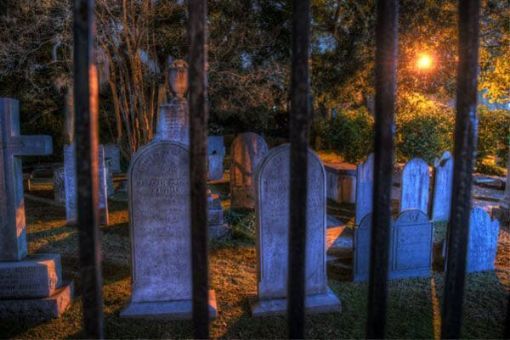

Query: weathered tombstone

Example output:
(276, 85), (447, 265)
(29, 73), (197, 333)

(104, 143), (121, 173)
(105, 158), (115, 197)
(153, 60), (189, 145)
(121, 141), (217, 318)
(0, 98), (72, 319)
(251, 144), (341, 316)
(208, 190), (228, 238)
(64, 143), (109, 225)
(53, 166), (65, 204)
(353, 213), (372, 281)
(324, 163), (357, 204)
(230, 132), (269, 210)
(432, 151), (454, 222)
(355, 153), (374, 225)
(389, 209), (432, 279)
(466, 207), (500, 273)
(400, 158), (430, 214)
(208, 136), (225, 180)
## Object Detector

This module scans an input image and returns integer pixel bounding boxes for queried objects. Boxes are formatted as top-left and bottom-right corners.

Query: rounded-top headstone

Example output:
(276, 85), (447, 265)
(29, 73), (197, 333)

(229, 132), (268, 209)
(400, 158), (430, 214)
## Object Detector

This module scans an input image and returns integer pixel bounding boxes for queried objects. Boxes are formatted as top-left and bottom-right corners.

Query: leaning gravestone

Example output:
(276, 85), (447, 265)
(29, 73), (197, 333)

(104, 143), (121, 173)
(53, 166), (65, 204)
(355, 154), (374, 225)
(389, 209), (432, 279)
(230, 132), (269, 210)
(400, 158), (430, 214)
(0, 98), (73, 319)
(466, 207), (500, 273)
(121, 141), (217, 318)
(64, 143), (109, 225)
(208, 136), (225, 180)
(353, 213), (372, 281)
(251, 144), (341, 316)
(432, 151), (453, 222)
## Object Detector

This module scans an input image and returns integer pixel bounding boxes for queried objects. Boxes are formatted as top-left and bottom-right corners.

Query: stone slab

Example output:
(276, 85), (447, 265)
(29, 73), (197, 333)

(208, 136), (225, 180)
(250, 288), (341, 317)
(355, 154), (374, 224)
(104, 143), (121, 173)
(467, 207), (500, 272)
(432, 151), (453, 222)
(0, 254), (62, 299)
(0, 281), (73, 320)
(400, 158), (430, 214)
(120, 290), (217, 319)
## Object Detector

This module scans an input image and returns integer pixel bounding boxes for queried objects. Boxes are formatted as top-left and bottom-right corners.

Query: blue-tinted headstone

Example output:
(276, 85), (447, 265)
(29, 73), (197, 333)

(467, 207), (500, 273)
(400, 158), (430, 214)
(390, 209), (432, 279)
(353, 213), (372, 281)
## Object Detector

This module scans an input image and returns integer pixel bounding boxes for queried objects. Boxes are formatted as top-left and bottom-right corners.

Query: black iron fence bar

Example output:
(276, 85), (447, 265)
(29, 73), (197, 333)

(441, 0), (481, 338)
(366, 0), (399, 338)
(288, 0), (311, 338)
(73, 0), (104, 338)
(506, 295), (510, 338)
(188, 0), (210, 338)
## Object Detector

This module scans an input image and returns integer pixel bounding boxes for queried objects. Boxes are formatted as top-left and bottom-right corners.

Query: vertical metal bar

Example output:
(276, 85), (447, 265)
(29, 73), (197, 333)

(366, 0), (398, 338)
(288, 0), (310, 338)
(506, 294), (510, 338)
(188, 0), (209, 338)
(73, 0), (104, 338)
(441, 1), (480, 338)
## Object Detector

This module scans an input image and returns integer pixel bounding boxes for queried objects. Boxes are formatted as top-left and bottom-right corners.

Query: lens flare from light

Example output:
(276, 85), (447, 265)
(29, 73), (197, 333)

(417, 54), (433, 70)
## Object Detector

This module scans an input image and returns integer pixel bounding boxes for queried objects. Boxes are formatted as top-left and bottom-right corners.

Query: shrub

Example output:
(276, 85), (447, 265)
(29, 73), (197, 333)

(477, 107), (509, 167)
(321, 108), (374, 163)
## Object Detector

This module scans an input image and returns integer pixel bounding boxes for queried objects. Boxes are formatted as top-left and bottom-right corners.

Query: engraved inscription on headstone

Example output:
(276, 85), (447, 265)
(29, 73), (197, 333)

(390, 209), (432, 279)
(230, 132), (268, 210)
(432, 151), (453, 222)
(353, 213), (372, 281)
(121, 141), (217, 318)
(400, 158), (430, 214)
(467, 207), (500, 273)
(251, 144), (341, 316)
(355, 154), (374, 225)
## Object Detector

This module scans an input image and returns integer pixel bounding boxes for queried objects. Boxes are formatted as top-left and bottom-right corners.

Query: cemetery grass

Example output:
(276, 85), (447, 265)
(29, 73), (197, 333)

(1, 190), (508, 339)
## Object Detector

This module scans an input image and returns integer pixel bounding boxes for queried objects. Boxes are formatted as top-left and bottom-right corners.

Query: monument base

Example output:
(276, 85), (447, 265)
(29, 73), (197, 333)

(250, 288), (341, 317)
(120, 290), (218, 319)
(0, 282), (73, 320)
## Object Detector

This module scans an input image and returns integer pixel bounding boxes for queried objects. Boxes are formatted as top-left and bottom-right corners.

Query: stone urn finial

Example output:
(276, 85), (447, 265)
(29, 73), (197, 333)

(168, 59), (188, 98)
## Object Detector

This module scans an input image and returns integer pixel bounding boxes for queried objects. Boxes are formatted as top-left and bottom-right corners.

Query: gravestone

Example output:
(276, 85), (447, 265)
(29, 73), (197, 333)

(324, 163), (357, 204)
(355, 154), (374, 225)
(105, 159), (115, 197)
(104, 143), (121, 173)
(121, 141), (217, 318)
(64, 143), (109, 225)
(432, 151), (453, 222)
(208, 136), (225, 180)
(466, 207), (500, 272)
(251, 144), (341, 316)
(400, 158), (430, 214)
(230, 132), (269, 210)
(53, 166), (65, 204)
(0, 98), (73, 319)
(389, 209), (432, 279)
(353, 213), (372, 281)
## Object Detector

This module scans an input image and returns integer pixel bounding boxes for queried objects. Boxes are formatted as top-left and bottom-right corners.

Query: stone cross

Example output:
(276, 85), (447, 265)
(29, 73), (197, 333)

(400, 158), (430, 214)
(0, 98), (53, 261)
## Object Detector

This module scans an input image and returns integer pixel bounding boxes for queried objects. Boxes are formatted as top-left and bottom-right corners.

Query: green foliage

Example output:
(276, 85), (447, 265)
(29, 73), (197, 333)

(477, 107), (510, 166)
(320, 108), (374, 163)
(395, 93), (455, 163)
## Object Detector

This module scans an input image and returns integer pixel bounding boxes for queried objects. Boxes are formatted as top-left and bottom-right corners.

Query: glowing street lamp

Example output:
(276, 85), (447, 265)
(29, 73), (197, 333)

(416, 53), (434, 71)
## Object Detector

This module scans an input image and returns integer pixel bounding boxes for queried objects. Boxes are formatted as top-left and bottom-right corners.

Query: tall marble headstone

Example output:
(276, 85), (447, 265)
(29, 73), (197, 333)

(390, 209), (432, 279)
(208, 136), (225, 180)
(400, 158), (430, 214)
(64, 143), (109, 225)
(53, 166), (65, 204)
(355, 154), (374, 225)
(466, 207), (500, 273)
(121, 141), (217, 318)
(353, 213), (372, 281)
(432, 151), (453, 222)
(104, 143), (121, 173)
(230, 132), (268, 210)
(251, 144), (341, 316)
(0, 98), (72, 319)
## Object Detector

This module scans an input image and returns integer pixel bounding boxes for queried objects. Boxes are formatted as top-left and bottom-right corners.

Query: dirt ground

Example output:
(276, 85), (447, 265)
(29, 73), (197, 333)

(0, 185), (508, 339)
